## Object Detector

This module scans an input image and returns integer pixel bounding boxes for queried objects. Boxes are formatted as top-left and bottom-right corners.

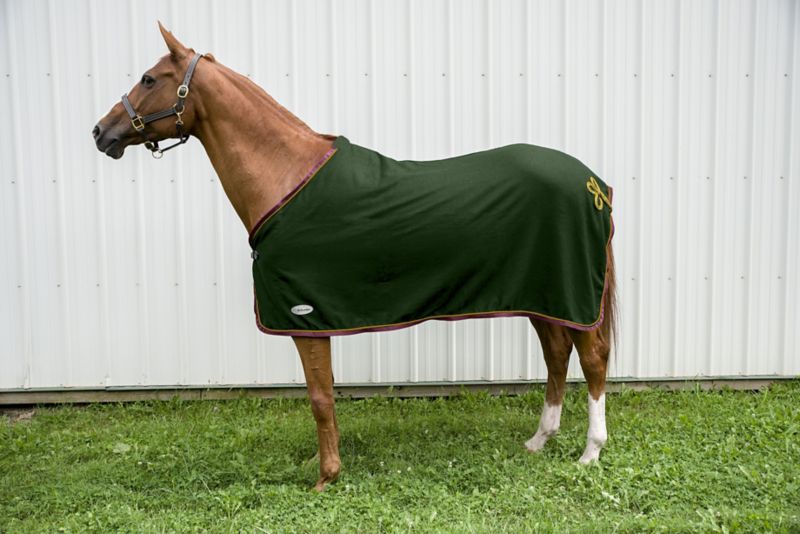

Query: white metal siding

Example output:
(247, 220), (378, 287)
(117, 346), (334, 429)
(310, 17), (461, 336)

(1, 0), (798, 390)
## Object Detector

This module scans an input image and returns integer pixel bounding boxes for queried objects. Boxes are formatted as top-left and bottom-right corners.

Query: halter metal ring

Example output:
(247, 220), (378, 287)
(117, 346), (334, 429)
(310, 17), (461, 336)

(151, 149), (164, 159)
(176, 84), (189, 98)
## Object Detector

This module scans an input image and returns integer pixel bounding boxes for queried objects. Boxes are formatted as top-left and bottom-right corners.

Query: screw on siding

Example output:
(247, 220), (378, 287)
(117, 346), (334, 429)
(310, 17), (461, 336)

(745, 74), (750, 77)
(402, 73), (408, 77)
(325, 73), (330, 77)
(669, 176), (674, 180)
(632, 176), (636, 180)
(670, 73), (674, 77)
(285, 73), (289, 77)
(481, 73), (486, 77)
(634, 73), (638, 77)
(779, 176), (784, 180)
(46, 72), (50, 76)
(520, 73), (524, 77)
(706, 176), (711, 180)
(87, 73), (91, 77)
(743, 176), (748, 180)
(441, 73), (446, 76)
(708, 74), (713, 78)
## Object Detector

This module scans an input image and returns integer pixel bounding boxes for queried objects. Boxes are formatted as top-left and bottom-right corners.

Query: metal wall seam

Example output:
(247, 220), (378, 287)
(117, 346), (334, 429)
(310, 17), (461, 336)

(485, 0), (495, 382)
(209, 0), (229, 386)
(368, 0), (382, 384)
(128, 0), (151, 385)
(407, 0), (419, 383)
(168, 0), (189, 386)
(86, 0), (112, 387)
(785, 2), (800, 373)
(4, 0), (33, 389)
(46, 0), (72, 387)
(672, 0), (683, 378)
(329, 0), (345, 385)
(446, 0), (457, 383)
(635, 0), (646, 378)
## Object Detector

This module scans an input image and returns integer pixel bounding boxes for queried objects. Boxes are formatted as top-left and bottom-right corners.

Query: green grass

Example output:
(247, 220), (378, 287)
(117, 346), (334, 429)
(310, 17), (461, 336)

(1, 382), (799, 533)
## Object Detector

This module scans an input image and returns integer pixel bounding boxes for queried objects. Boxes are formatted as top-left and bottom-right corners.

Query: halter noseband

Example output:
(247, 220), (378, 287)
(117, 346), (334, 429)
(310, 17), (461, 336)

(120, 53), (203, 158)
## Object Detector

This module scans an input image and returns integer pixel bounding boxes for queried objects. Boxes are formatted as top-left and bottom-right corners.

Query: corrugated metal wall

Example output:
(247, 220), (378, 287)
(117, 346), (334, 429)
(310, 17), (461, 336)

(1, 0), (798, 391)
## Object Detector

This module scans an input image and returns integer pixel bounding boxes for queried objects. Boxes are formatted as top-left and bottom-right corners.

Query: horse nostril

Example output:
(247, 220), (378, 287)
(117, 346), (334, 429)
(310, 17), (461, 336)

(92, 124), (101, 139)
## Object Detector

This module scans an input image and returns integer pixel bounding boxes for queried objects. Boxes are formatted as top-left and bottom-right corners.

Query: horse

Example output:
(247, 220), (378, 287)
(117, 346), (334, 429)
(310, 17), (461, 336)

(93, 23), (617, 492)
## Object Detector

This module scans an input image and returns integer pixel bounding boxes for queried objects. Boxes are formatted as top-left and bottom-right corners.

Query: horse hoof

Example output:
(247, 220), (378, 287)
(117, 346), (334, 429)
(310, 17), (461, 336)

(524, 437), (546, 453)
(578, 450), (601, 464)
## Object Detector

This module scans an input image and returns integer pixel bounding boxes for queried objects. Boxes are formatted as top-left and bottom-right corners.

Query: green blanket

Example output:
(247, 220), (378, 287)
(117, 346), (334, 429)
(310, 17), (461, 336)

(250, 136), (613, 337)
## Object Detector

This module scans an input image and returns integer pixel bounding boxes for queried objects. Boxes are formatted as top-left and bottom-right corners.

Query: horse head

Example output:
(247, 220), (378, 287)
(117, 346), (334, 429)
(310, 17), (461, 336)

(92, 22), (205, 159)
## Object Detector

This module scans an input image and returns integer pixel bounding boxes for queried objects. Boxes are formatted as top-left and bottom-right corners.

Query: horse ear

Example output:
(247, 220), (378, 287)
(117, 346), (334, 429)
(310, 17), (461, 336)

(157, 21), (189, 60)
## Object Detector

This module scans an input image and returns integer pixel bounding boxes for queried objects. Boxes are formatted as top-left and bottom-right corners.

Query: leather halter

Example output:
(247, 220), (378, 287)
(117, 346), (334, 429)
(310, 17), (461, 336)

(120, 53), (203, 158)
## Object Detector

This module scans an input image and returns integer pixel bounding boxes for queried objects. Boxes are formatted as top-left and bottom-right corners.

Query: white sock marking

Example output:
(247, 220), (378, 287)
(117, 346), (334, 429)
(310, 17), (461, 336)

(579, 392), (607, 464)
(525, 401), (562, 452)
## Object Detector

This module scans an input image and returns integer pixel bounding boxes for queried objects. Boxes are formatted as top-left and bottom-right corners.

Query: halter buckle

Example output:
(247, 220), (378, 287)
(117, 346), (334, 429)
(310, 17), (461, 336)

(176, 84), (189, 98)
(131, 115), (145, 131)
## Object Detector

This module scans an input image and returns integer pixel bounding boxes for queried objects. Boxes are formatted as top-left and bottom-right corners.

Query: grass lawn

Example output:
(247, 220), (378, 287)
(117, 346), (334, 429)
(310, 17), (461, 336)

(1, 382), (799, 533)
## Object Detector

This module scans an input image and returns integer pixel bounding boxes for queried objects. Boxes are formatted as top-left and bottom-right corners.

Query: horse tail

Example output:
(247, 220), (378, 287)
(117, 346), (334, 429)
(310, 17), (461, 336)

(601, 239), (618, 352)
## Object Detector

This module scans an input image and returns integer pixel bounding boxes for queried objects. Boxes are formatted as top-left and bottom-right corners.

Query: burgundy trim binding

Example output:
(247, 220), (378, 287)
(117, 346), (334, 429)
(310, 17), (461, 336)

(254, 304), (604, 338)
(248, 146), (338, 247)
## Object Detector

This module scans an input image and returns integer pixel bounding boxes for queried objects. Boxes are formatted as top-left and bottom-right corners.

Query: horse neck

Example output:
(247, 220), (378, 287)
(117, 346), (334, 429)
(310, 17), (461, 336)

(191, 62), (334, 231)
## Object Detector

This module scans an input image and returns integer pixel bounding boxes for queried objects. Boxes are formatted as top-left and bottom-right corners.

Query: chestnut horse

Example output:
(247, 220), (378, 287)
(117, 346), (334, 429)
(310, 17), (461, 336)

(93, 24), (617, 491)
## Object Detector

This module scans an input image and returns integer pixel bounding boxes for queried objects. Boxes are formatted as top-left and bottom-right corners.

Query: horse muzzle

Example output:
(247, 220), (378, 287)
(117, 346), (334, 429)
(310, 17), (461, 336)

(92, 122), (128, 159)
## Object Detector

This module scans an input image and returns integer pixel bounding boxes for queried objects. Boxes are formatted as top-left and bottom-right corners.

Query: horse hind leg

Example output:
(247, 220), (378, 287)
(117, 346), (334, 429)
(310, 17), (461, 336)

(525, 319), (573, 452)
(569, 328), (610, 463)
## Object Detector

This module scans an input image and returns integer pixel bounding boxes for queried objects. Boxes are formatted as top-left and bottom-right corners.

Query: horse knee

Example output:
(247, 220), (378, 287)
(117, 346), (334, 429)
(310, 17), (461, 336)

(308, 392), (336, 423)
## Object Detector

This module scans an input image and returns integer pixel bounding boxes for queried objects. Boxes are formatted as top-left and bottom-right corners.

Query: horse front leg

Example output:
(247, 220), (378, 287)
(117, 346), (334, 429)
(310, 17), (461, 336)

(293, 336), (341, 491)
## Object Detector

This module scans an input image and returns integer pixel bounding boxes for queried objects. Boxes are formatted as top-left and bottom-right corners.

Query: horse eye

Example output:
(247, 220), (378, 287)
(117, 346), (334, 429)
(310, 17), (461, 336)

(140, 75), (156, 88)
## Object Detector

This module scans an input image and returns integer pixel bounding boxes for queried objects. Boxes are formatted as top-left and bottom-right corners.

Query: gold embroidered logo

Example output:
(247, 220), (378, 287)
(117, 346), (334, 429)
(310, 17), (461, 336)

(586, 176), (612, 212)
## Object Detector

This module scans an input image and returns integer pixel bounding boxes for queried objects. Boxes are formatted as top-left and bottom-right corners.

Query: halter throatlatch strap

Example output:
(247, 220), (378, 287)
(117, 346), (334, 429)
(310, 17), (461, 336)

(121, 52), (203, 158)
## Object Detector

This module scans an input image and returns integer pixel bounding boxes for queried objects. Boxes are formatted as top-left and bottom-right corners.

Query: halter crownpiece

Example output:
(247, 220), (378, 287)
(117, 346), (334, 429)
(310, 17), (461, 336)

(120, 52), (203, 158)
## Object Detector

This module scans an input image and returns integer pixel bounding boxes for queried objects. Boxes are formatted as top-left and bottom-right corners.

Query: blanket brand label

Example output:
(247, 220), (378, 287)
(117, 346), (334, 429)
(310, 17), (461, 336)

(291, 304), (314, 315)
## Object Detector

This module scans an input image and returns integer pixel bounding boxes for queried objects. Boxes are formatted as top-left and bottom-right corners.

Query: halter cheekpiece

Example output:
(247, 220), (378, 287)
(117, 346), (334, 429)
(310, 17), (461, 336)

(121, 53), (203, 158)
